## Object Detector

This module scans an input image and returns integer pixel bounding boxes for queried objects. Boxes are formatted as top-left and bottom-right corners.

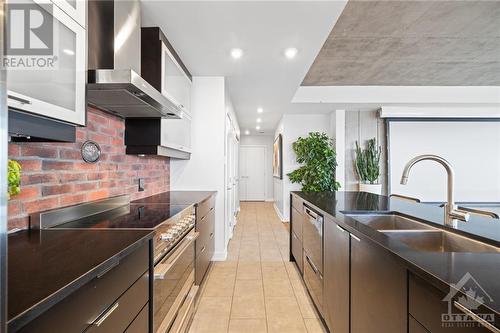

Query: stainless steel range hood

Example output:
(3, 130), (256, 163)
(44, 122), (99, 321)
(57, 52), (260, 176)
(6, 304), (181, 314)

(87, 0), (181, 119)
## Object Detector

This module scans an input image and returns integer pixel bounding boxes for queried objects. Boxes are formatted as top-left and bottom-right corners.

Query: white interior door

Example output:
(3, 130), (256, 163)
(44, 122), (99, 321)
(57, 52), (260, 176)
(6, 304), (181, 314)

(240, 146), (266, 201)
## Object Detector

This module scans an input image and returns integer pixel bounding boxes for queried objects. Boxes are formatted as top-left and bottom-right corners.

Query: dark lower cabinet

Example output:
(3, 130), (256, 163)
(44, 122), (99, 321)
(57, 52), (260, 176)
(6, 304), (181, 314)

(350, 234), (407, 333)
(17, 243), (150, 333)
(195, 195), (216, 285)
(324, 218), (350, 333)
(409, 273), (498, 333)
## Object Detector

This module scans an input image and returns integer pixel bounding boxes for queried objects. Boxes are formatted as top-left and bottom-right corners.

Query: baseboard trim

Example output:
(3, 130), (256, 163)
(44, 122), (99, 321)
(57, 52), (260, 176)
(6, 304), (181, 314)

(273, 203), (289, 222)
(265, 198), (274, 202)
(212, 250), (228, 261)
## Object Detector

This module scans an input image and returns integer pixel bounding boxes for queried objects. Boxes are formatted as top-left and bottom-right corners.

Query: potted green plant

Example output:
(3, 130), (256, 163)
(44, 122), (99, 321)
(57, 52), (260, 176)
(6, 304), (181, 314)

(287, 132), (341, 192)
(8, 159), (21, 199)
(354, 138), (382, 194)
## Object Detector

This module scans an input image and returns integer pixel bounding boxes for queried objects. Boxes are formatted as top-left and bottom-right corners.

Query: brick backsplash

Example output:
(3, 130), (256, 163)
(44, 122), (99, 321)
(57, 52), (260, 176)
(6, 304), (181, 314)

(8, 107), (170, 230)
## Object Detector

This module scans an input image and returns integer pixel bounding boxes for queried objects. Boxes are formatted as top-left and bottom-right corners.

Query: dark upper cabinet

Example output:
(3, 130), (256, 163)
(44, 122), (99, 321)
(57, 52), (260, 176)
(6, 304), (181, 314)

(350, 233), (407, 333)
(324, 217), (350, 333)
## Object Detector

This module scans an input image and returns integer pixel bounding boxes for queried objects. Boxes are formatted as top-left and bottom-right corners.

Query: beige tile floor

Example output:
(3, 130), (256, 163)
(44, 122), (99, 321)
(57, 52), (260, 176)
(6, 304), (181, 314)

(188, 202), (327, 333)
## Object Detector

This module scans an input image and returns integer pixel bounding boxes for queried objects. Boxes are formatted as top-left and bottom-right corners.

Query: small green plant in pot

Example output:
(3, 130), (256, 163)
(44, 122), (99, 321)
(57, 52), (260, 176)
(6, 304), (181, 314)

(8, 159), (21, 199)
(354, 138), (382, 194)
(287, 132), (340, 192)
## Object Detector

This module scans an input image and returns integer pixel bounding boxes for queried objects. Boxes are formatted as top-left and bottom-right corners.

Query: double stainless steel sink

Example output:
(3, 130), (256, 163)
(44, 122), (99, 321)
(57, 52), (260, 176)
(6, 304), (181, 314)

(345, 214), (500, 253)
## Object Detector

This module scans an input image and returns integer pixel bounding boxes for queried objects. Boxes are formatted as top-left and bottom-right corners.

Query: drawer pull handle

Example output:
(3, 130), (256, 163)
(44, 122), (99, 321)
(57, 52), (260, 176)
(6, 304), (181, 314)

(350, 234), (361, 242)
(8, 95), (32, 105)
(210, 232), (214, 239)
(336, 225), (347, 233)
(200, 246), (206, 254)
(94, 302), (119, 327)
(454, 301), (500, 333)
(305, 255), (320, 275)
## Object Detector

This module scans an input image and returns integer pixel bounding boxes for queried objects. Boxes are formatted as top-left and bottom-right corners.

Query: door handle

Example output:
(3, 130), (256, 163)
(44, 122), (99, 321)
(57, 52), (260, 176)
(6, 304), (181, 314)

(336, 225), (347, 233)
(8, 95), (32, 105)
(350, 234), (361, 242)
(454, 301), (500, 333)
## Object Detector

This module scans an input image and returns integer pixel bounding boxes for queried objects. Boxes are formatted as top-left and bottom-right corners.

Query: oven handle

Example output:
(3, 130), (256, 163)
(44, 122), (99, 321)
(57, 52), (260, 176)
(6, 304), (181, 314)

(154, 231), (199, 280)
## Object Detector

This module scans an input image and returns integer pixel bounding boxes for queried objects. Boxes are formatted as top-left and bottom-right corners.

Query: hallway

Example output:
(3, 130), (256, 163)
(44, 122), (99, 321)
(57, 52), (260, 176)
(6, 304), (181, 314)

(188, 202), (327, 333)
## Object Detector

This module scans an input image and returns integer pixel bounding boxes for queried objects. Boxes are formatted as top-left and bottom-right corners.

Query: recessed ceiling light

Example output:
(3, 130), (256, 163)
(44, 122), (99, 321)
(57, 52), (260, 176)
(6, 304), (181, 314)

(284, 47), (298, 59)
(257, 107), (263, 114)
(245, 130), (250, 135)
(256, 125), (261, 130)
(231, 48), (243, 59)
(256, 118), (262, 123)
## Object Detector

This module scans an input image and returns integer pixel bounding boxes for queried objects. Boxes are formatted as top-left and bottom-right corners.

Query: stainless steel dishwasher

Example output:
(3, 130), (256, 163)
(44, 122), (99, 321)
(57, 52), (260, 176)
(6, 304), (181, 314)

(302, 205), (324, 314)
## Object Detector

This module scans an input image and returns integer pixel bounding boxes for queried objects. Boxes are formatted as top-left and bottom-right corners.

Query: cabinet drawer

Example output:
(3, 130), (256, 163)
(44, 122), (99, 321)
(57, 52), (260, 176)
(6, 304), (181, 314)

(292, 195), (303, 212)
(195, 241), (213, 285)
(303, 253), (323, 316)
(196, 208), (215, 253)
(409, 273), (496, 333)
(197, 196), (215, 222)
(86, 273), (149, 333)
(409, 316), (430, 333)
(125, 303), (149, 333)
(291, 207), (303, 240)
(17, 243), (149, 333)
(196, 224), (214, 259)
(291, 231), (303, 273)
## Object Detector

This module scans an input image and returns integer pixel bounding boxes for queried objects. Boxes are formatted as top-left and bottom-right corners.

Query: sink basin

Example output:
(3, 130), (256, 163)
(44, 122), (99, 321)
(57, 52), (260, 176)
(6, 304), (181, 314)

(345, 214), (434, 231)
(382, 230), (500, 253)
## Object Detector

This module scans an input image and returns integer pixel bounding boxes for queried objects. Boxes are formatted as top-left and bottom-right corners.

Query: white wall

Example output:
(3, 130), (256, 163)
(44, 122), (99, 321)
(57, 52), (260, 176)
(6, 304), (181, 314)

(240, 135), (274, 201)
(273, 114), (332, 221)
(170, 76), (236, 260)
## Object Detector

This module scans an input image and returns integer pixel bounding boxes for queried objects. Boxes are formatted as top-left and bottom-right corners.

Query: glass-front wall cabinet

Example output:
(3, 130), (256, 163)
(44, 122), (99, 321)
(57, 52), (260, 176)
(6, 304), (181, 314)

(161, 44), (192, 115)
(6, 0), (86, 126)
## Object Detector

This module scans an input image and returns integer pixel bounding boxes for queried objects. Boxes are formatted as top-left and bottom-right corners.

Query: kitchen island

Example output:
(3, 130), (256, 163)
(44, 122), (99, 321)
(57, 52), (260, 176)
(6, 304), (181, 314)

(291, 191), (500, 333)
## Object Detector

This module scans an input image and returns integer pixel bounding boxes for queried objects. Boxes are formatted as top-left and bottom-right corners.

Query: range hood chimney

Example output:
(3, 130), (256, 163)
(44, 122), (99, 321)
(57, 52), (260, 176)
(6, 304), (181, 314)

(87, 0), (181, 119)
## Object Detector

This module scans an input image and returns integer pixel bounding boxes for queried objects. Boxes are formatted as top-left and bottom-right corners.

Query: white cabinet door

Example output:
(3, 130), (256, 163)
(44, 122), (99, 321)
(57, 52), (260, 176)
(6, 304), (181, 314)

(51, 0), (86, 27)
(160, 112), (191, 153)
(6, 0), (86, 125)
(161, 43), (191, 113)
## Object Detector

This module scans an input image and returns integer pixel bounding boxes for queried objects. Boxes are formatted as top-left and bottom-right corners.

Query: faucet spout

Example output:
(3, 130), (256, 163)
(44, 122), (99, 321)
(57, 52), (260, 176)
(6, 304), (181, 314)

(399, 154), (469, 227)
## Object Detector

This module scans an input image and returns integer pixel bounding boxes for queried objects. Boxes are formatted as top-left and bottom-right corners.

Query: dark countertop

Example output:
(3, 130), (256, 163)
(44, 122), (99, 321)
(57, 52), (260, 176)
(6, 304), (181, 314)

(292, 191), (500, 317)
(8, 229), (153, 331)
(131, 190), (216, 206)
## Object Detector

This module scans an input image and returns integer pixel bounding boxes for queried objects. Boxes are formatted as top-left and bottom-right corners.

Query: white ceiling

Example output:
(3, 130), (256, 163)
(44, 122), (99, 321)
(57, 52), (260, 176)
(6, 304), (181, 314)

(141, 1), (347, 134)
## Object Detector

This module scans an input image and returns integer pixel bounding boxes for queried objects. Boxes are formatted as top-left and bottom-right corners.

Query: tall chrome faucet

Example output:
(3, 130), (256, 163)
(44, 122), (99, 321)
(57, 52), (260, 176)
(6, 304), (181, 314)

(400, 154), (470, 227)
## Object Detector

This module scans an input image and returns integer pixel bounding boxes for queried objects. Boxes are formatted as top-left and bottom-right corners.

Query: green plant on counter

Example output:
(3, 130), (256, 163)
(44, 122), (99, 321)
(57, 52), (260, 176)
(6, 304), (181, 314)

(8, 159), (21, 199)
(355, 138), (381, 184)
(287, 132), (340, 192)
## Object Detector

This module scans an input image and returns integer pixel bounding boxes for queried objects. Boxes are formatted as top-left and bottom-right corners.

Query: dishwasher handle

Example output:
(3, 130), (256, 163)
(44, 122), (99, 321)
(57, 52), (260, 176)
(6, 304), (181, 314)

(304, 206), (318, 220)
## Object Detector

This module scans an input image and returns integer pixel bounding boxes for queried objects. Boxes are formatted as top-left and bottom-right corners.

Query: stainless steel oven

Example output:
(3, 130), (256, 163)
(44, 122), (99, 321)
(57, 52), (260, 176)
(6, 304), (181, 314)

(302, 205), (324, 315)
(153, 229), (198, 333)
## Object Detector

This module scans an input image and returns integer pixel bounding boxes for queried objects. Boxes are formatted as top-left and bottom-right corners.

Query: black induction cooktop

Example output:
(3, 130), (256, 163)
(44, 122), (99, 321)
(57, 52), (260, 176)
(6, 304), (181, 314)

(54, 203), (193, 230)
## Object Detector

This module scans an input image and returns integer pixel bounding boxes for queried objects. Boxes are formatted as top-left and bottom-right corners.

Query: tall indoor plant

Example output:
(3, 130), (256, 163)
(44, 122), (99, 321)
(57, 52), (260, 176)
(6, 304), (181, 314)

(287, 132), (340, 192)
(354, 138), (382, 194)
